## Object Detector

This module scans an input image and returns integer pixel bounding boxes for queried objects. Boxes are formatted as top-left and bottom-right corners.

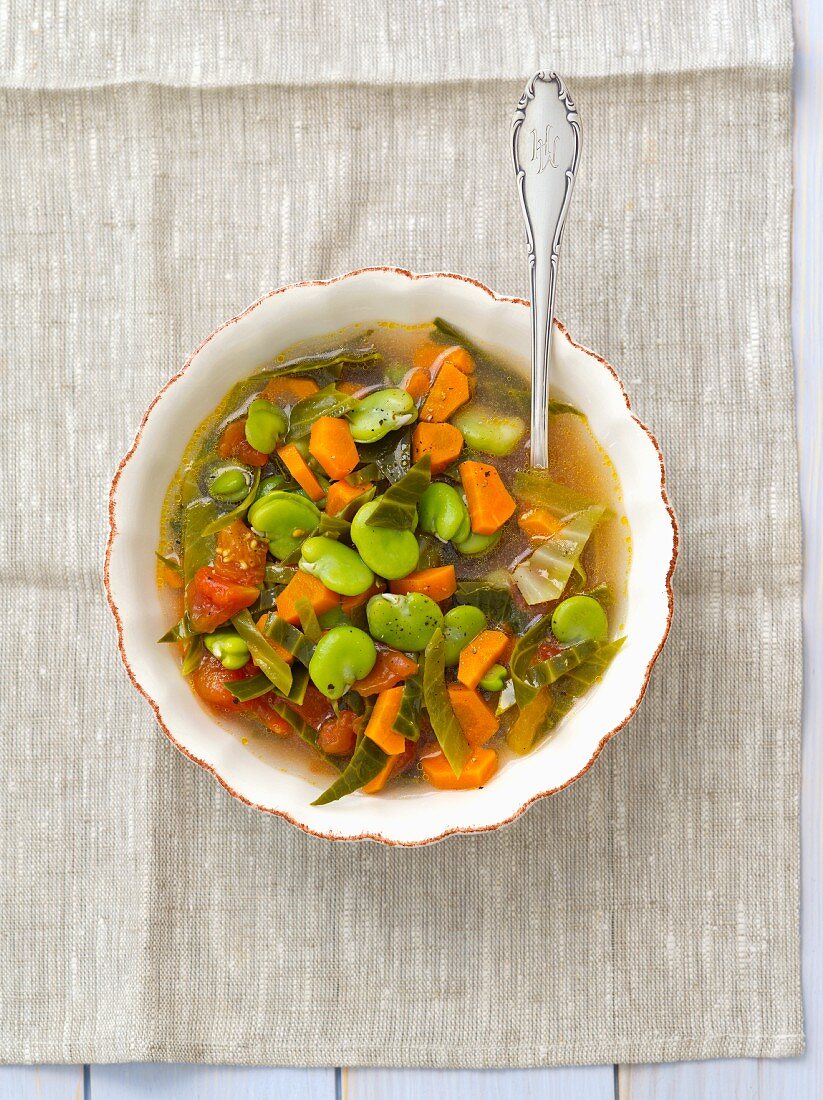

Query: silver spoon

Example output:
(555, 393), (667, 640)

(512, 72), (581, 469)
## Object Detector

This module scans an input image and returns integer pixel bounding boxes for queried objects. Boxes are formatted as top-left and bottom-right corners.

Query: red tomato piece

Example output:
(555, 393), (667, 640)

(187, 566), (259, 633)
(317, 710), (360, 755)
(215, 520), (267, 586)
(191, 654), (251, 708)
(286, 683), (335, 729)
(352, 647), (419, 696)
(217, 419), (269, 468)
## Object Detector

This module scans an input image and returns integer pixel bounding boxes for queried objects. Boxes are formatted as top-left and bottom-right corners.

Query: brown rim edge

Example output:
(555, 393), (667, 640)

(104, 266), (679, 847)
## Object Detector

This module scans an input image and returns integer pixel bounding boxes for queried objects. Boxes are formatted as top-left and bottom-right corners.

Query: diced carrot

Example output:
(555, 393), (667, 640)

(217, 419), (269, 467)
(411, 422), (464, 475)
(518, 507), (562, 538)
(363, 687), (406, 755)
(255, 613), (295, 664)
(459, 460), (516, 535)
(448, 684), (500, 745)
(276, 571), (340, 625)
(457, 629), (510, 689)
(352, 646), (418, 695)
(413, 341), (443, 371)
(341, 579), (384, 617)
(402, 367), (432, 400)
(438, 345), (476, 375)
(277, 443), (325, 501)
(262, 376), (319, 404)
(162, 565), (184, 589)
(420, 362), (471, 422)
(389, 565), (457, 602)
(362, 754), (399, 794)
(337, 380), (367, 397)
(422, 746), (498, 790)
(326, 477), (371, 517)
(309, 416), (360, 480)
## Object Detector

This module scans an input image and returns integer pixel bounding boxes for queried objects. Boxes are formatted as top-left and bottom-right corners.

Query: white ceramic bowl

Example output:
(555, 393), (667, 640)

(106, 268), (677, 845)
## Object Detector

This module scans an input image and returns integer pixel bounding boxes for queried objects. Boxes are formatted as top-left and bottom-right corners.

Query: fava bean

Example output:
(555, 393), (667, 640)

(418, 483), (469, 542)
(255, 474), (286, 500)
(366, 592), (443, 652)
(204, 630), (250, 670)
(551, 595), (608, 644)
(309, 625), (377, 700)
(350, 499), (419, 579)
(248, 490), (320, 559)
(347, 388), (417, 443)
(245, 398), (287, 454)
(479, 663), (508, 692)
(452, 405), (526, 456)
(453, 528), (502, 557)
(299, 536), (374, 596)
(209, 466), (251, 503)
(442, 604), (487, 666)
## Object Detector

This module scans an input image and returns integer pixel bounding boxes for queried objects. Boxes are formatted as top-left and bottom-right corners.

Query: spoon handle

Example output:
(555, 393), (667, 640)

(512, 72), (581, 469)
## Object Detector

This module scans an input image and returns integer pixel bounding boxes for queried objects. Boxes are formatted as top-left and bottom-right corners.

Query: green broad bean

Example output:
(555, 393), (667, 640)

(248, 491), (320, 560)
(442, 604), (487, 666)
(245, 398), (287, 454)
(551, 595), (608, 644)
(208, 466), (251, 503)
(452, 405), (526, 456)
(255, 474), (286, 500)
(299, 536), (374, 597)
(347, 388), (417, 443)
(418, 483), (469, 542)
(309, 625), (377, 700)
(366, 592), (443, 652)
(479, 663), (508, 692)
(350, 499), (419, 579)
(452, 506), (472, 544)
(453, 528), (502, 557)
(204, 631), (250, 670)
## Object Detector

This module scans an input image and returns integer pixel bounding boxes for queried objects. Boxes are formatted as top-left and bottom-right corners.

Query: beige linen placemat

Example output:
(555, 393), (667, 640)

(0, 1), (802, 1066)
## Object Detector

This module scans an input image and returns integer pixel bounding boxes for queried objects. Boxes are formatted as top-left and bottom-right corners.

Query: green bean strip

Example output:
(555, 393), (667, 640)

(157, 614), (192, 644)
(181, 635), (205, 677)
(265, 563), (297, 586)
(312, 734), (388, 805)
(422, 629), (470, 777)
(294, 597), (322, 643)
(391, 674), (422, 742)
(230, 610), (293, 695)
(201, 468), (261, 537)
(364, 455), (431, 530)
(261, 613), (316, 668)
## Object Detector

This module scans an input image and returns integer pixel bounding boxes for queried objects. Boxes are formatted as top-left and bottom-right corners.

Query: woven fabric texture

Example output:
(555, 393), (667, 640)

(0, 1), (802, 1067)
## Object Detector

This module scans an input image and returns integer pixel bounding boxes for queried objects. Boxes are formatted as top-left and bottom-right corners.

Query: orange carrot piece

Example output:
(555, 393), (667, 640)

(262, 376), (319, 404)
(457, 629), (510, 689)
(438, 345), (476, 375)
(325, 477), (372, 517)
(341, 579), (383, 617)
(422, 746), (498, 790)
(459, 460), (516, 535)
(336, 380), (367, 397)
(276, 571), (340, 625)
(518, 507), (562, 538)
(402, 367), (432, 400)
(420, 362), (471, 423)
(389, 565), (457, 602)
(411, 422), (464, 475)
(448, 684), (500, 745)
(309, 416), (359, 480)
(364, 687), (406, 755)
(277, 443), (325, 501)
(362, 754), (400, 794)
(255, 614), (295, 664)
(413, 341), (443, 371)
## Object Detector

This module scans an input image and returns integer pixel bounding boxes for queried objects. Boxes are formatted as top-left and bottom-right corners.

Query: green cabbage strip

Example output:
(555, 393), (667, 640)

(512, 505), (605, 605)
(201, 468), (261, 537)
(155, 551), (182, 576)
(182, 499), (217, 586)
(348, 463), (380, 486)
(318, 513), (351, 539)
(359, 428), (412, 482)
(241, 347), (381, 392)
(230, 610), (293, 695)
(223, 673), (273, 702)
(181, 636), (205, 677)
(157, 614), (193, 644)
(547, 400), (584, 417)
(509, 615), (553, 708)
(312, 735), (388, 805)
(453, 578), (527, 630)
(294, 597), (322, 642)
(365, 455), (431, 529)
(530, 639), (600, 687)
(265, 563), (297, 586)
(286, 385), (360, 439)
(391, 675), (422, 742)
(261, 614), (315, 668)
(512, 468), (596, 521)
(543, 638), (626, 732)
(422, 629), (471, 777)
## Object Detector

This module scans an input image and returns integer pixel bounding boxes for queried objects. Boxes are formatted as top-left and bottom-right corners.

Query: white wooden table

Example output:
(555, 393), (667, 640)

(4, 4), (819, 1096)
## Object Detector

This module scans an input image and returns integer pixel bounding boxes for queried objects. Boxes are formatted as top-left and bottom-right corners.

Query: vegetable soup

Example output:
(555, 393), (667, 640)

(156, 319), (630, 803)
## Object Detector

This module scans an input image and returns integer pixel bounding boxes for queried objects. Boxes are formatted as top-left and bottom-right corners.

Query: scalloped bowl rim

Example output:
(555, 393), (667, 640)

(105, 268), (678, 846)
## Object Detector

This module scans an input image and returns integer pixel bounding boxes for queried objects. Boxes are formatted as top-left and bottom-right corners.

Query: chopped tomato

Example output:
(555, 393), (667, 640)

(287, 683), (335, 729)
(187, 566), (259, 633)
(243, 695), (293, 736)
(217, 419), (269, 467)
(352, 647), (419, 696)
(191, 654), (252, 708)
(317, 710), (360, 755)
(535, 639), (562, 662)
(215, 520), (267, 586)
